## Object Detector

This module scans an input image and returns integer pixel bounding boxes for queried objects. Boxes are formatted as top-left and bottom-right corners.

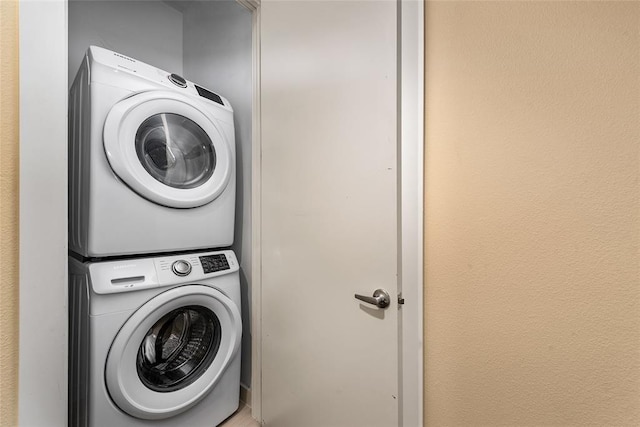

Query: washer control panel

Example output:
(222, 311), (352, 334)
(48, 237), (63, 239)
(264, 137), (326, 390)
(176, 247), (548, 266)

(199, 254), (230, 274)
(171, 259), (192, 276)
(155, 250), (238, 286)
(89, 250), (238, 294)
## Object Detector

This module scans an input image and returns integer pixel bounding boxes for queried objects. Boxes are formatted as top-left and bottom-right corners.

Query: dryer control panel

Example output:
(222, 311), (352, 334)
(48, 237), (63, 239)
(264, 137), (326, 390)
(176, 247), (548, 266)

(88, 46), (231, 110)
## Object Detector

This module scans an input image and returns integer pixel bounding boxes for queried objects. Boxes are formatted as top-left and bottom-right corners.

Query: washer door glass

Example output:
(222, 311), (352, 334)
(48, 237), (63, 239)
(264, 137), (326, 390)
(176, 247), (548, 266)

(135, 114), (216, 190)
(137, 305), (221, 392)
(105, 285), (242, 420)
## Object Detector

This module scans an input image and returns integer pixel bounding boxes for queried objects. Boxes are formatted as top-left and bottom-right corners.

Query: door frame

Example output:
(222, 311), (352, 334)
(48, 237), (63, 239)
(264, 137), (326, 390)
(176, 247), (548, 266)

(235, 0), (265, 420)
(18, 0), (423, 425)
(398, 1), (425, 426)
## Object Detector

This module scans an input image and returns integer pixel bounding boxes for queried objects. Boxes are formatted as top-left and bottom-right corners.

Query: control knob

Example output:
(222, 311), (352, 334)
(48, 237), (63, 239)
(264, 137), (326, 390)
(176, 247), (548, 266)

(168, 73), (187, 88)
(171, 260), (192, 276)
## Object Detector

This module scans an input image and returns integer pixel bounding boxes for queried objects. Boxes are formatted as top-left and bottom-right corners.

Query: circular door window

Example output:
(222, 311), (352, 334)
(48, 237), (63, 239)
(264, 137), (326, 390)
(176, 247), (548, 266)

(135, 114), (216, 190)
(105, 285), (241, 420)
(104, 91), (233, 209)
(136, 305), (221, 392)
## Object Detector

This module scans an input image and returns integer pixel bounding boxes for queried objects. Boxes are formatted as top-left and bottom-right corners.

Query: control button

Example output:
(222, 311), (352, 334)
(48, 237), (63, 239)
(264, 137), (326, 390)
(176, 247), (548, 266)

(171, 260), (192, 276)
(168, 73), (187, 88)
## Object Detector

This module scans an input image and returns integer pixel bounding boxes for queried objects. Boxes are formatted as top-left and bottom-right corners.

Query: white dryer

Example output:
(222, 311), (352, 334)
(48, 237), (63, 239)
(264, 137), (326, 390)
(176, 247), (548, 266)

(69, 46), (236, 257)
(69, 249), (242, 427)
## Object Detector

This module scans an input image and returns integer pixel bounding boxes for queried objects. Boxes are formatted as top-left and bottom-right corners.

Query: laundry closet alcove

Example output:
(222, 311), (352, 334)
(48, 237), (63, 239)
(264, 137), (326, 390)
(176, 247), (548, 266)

(66, 0), (255, 391)
(20, 0), (259, 425)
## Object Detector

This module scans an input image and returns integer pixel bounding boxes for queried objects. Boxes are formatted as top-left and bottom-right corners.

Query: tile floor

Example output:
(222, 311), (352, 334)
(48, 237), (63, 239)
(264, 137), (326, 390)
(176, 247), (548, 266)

(219, 403), (260, 427)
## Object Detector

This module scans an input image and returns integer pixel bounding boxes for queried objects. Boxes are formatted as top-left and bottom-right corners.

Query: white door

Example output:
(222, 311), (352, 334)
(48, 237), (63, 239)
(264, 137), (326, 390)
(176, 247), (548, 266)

(260, 1), (400, 426)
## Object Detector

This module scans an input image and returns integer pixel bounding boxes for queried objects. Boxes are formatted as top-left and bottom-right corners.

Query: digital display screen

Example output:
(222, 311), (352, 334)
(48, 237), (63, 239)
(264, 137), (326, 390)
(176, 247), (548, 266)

(195, 85), (224, 106)
(199, 254), (230, 274)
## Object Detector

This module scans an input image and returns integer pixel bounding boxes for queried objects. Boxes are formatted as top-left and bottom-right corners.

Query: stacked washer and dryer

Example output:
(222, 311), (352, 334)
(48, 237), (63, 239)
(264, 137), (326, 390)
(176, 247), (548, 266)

(68, 46), (242, 427)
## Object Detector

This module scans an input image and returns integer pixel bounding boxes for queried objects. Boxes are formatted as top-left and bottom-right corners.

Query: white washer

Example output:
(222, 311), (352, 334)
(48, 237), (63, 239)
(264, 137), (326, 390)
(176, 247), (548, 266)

(69, 250), (242, 427)
(69, 46), (236, 257)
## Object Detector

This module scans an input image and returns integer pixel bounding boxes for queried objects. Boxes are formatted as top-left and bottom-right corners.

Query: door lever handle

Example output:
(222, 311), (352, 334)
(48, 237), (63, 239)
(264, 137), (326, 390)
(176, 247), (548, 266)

(354, 288), (390, 309)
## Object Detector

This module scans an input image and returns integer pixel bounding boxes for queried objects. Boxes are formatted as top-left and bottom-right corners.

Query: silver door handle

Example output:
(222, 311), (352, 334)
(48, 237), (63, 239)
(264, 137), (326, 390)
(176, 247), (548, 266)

(354, 289), (390, 309)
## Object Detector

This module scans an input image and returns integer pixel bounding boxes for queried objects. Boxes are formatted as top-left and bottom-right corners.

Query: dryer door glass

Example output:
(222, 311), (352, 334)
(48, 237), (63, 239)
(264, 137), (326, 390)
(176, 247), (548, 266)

(135, 113), (216, 189)
(136, 305), (221, 392)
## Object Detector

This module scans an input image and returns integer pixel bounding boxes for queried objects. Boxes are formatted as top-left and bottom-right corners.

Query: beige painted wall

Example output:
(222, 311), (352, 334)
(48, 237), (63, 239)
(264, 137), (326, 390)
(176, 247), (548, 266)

(424, 1), (639, 426)
(0, 1), (19, 426)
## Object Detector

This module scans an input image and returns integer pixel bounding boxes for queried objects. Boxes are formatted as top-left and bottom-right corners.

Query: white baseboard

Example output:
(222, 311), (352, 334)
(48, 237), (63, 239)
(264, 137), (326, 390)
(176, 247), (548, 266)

(240, 384), (252, 407)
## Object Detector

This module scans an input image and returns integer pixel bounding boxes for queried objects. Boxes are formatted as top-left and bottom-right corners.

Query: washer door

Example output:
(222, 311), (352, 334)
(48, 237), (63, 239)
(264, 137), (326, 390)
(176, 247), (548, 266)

(104, 91), (232, 208)
(105, 285), (241, 420)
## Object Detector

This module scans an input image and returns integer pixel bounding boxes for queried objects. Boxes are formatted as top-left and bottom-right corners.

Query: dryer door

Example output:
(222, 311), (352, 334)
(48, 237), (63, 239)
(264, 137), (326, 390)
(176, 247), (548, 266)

(105, 285), (242, 420)
(103, 91), (233, 208)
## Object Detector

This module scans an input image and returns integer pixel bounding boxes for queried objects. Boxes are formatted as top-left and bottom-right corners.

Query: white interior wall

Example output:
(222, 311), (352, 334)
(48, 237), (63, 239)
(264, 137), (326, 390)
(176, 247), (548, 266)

(68, 0), (183, 86)
(19, 2), (68, 425)
(182, 0), (253, 388)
